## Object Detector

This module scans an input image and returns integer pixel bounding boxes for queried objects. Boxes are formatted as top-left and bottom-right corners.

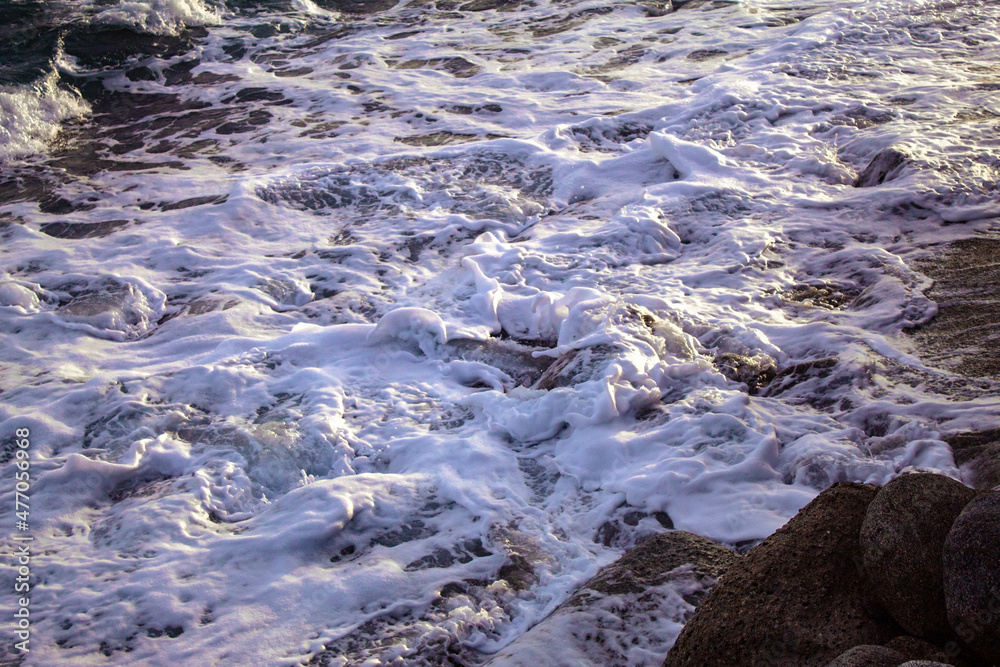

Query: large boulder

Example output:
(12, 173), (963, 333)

(859, 473), (976, 640)
(943, 491), (1000, 664)
(487, 531), (737, 666)
(665, 483), (899, 667)
(826, 645), (905, 667)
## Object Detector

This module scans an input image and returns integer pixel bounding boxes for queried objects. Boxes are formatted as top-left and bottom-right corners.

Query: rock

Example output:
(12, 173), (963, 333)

(853, 148), (909, 187)
(446, 337), (556, 389)
(943, 428), (1000, 490)
(582, 530), (738, 597)
(532, 345), (618, 391)
(859, 473), (976, 640)
(827, 645), (906, 666)
(883, 636), (957, 665)
(898, 662), (952, 667)
(911, 238), (1000, 381)
(636, 0), (672, 17)
(943, 491), (1000, 664)
(487, 531), (737, 666)
(665, 483), (899, 667)
(713, 352), (776, 395)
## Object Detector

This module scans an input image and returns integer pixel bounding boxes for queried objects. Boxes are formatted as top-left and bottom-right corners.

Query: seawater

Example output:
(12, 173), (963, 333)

(1, 0), (998, 664)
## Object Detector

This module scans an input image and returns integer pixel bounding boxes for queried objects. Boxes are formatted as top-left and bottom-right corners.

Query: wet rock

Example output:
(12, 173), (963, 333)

(859, 473), (976, 640)
(490, 526), (551, 591)
(595, 509), (674, 548)
(943, 491), (1000, 663)
(636, 0), (672, 17)
(532, 345), (618, 391)
(487, 532), (737, 666)
(587, 531), (738, 596)
(446, 337), (556, 388)
(568, 120), (655, 152)
(714, 352), (776, 395)
(944, 428), (1000, 491)
(761, 357), (846, 408)
(785, 283), (860, 310)
(853, 148), (909, 187)
(827, 645), (906, 667)
(911, 238), (1000, 380)
(665, 483), (899, 667)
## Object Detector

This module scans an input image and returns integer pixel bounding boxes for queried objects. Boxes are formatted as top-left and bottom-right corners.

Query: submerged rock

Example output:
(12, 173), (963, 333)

(859, 473), (976, 640)
(943, 491), (1000, 664)
(713, 352), (776, 395)
(665, 483), (898, 667)
(911, 238), (1000, 381)
(853, 148), (909, 187)
(581, 531), (738, 597)
(487, 531), (737, 666)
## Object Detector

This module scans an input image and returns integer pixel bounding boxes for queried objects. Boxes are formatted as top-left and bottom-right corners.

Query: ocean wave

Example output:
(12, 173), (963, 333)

(0, 73), (89, 162)
(92, 0), (221, 36)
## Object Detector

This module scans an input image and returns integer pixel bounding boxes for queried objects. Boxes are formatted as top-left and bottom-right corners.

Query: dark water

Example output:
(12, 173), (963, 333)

(0, 0), (69, 85)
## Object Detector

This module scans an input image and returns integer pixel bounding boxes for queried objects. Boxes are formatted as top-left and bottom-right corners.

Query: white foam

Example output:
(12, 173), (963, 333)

(0, 75), (89, 162)
(93, 0), (221, 35)
(2, 0), (999, 662)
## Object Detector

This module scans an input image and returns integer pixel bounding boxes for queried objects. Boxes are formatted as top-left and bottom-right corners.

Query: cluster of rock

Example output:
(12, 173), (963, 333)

(665, 473), (1000, 667)
(488, 470), (998, 667)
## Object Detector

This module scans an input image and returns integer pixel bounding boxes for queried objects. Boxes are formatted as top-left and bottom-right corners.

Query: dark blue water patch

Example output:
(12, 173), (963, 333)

(0, 0), (68, 85)
(0, 1), (208, 84)
(62, 26), (209, 69)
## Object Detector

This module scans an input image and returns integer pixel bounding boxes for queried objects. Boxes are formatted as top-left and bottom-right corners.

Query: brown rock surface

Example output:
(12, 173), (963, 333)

(943, 491), (1000, 664)
(859, 473), (976, 640)
(912, 238), (1000, 380)
(665, 482), (899, 667)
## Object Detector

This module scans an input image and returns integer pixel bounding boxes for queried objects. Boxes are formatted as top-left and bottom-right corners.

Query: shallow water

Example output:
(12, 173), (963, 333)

(1, 0), (999, 663)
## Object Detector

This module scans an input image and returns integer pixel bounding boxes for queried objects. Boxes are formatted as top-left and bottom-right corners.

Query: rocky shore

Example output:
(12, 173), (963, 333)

(490, 469), (1000, 666)
(666, 473), (999, 667)
(488, 233), (1000, 666)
